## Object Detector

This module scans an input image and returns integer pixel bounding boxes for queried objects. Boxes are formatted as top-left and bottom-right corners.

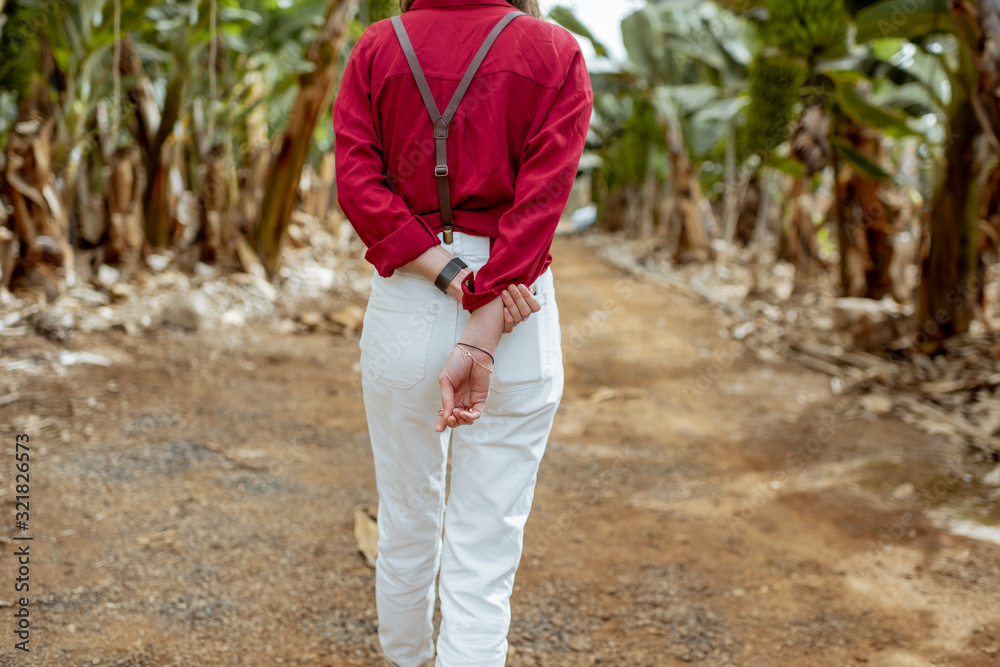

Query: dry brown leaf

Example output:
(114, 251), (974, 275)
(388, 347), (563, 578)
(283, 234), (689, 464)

(332, 305), (365, 332)
(588, 386), (623, 403)
(354, 507), (378, 568)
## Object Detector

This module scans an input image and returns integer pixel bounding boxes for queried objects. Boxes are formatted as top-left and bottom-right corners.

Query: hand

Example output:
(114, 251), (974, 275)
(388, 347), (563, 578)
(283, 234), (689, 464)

(500, 284), (540, 333)
(435, 344), (493, 432)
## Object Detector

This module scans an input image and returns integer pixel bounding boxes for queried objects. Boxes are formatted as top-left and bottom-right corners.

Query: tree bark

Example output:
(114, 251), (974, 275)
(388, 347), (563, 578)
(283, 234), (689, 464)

(254, 0), (358, 273)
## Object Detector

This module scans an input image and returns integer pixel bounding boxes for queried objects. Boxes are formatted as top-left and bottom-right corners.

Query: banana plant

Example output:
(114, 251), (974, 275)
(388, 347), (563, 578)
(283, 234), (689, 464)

(739, 0), (944, 300)
(851, 0), (986, 351)
(552, 0), (753, 260)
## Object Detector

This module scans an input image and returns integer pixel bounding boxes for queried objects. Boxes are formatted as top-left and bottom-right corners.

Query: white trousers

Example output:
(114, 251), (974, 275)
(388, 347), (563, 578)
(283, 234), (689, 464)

(359, 232), (564, 667)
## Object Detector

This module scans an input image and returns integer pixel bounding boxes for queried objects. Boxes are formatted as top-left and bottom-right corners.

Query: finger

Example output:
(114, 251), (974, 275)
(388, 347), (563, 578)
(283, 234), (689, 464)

(437, 378), (456, 432)
(460, 403), (482, 420)
(508, 284), (531, 318)
(501, 290), (522, 325)
(468, 398), (486, 420)
(519, 285), (541, 313)
(453, 407), (476, 426)
(503, 305), (515, 333)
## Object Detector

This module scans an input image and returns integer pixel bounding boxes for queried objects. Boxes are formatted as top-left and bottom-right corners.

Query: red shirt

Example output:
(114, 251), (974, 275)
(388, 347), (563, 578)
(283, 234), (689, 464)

(333, 0), (592, 310)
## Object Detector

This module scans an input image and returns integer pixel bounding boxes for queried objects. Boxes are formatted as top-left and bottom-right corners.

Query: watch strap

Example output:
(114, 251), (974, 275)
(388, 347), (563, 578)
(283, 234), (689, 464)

(435, 257), (468, 293)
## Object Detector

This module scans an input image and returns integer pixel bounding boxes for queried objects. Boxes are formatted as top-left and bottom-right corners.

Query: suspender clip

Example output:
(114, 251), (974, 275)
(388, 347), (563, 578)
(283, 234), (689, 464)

(434, 165), (449, 177)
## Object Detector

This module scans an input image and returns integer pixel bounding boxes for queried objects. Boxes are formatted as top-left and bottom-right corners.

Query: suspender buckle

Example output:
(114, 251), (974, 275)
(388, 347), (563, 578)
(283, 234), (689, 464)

(434, 165), (449, 177)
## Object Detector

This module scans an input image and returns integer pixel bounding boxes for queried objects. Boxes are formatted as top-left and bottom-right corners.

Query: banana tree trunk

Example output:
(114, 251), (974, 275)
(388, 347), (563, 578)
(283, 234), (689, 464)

(974, 0), (1000, 316)
(200, 142), (233, 262)
(976, 0), (1000, 143)
(722, 117), (738, 244)
(600, 185), (636, 232)
(255, 0), (358, 273)
(0, 1), (8, 46)
(638, 145), (657, 237)
(0, 196), (13, 289)
(783, 176), (824, 292)
(106, 144), (145, 270)
(3, 108), (73, 298)
(748, 166), (773, 295)
(831, 120), (894, 300)
(916, 80), (980, 351)
(734, 175), (759, 246)
(122, 34), (185, 249)
(146, 73), (185, 248)
(665, 114), (709, 262)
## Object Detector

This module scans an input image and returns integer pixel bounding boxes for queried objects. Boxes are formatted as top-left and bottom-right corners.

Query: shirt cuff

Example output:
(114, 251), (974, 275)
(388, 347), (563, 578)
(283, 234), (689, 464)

(461, 275), (504, 312)
(364, 215), (440, 277)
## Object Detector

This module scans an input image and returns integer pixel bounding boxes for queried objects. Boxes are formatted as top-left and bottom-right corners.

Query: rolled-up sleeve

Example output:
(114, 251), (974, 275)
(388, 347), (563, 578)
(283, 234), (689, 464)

(461, 48), (592, 311)
(333, 33), (441, 277)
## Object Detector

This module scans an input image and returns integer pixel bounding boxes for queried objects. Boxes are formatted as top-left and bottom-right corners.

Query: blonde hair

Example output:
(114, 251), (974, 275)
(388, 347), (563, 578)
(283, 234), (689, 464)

(399, 0), (541, 18)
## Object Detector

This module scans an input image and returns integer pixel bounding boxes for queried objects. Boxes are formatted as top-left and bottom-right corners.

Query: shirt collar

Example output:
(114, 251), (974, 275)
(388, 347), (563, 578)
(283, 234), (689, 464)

(408, 0), (514, 9)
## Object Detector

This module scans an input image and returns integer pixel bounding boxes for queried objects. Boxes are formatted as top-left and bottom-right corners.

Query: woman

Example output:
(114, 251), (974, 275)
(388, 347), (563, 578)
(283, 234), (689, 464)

(333, 0), (591, 664)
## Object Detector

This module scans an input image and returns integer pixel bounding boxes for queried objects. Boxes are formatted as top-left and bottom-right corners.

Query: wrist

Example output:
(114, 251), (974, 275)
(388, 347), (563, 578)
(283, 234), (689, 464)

(447, 268), (473, 302)
(456, 342), (495, 365)
(462, 296), (504, 350)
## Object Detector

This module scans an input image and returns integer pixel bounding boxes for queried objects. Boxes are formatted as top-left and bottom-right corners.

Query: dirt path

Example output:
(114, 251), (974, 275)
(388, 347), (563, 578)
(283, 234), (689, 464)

(2, 236), (998, 666)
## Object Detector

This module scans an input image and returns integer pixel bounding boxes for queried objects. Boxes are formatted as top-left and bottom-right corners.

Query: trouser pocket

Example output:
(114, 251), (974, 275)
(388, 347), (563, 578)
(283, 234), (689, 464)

(360, 297), (439, 390)
(486, 274), (563, 416)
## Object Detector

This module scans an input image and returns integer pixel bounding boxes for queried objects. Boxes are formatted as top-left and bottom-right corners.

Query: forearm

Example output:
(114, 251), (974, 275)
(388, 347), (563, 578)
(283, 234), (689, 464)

(459, 296), (504, 353)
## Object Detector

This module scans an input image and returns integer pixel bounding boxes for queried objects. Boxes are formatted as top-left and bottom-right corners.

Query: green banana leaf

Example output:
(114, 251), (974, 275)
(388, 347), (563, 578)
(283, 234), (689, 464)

(662, 83), (723, 116)
(832, 135), (893, 180)
(590, 70), (640, 97)
(871, 80), (937, 117)
(770, 155), (806, 178)
(854, 0), (952, 43)
(549, 6), (609, 58)
(621, 5), (669, 85)
(834, 78), (916, 137)
(686, 96), (749, 158)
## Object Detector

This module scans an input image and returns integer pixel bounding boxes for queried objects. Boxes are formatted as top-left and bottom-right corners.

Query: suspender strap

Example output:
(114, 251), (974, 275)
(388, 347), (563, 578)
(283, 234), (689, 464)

(391, 11), (525, 243)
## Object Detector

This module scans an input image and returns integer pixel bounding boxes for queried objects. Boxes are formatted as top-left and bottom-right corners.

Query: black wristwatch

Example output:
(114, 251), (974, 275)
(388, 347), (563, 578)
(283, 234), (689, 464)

(435, 257), (469, 293)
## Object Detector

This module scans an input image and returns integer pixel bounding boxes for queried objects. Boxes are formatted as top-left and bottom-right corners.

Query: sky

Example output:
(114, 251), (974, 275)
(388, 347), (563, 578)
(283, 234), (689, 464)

(539, 0), (644, 65)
